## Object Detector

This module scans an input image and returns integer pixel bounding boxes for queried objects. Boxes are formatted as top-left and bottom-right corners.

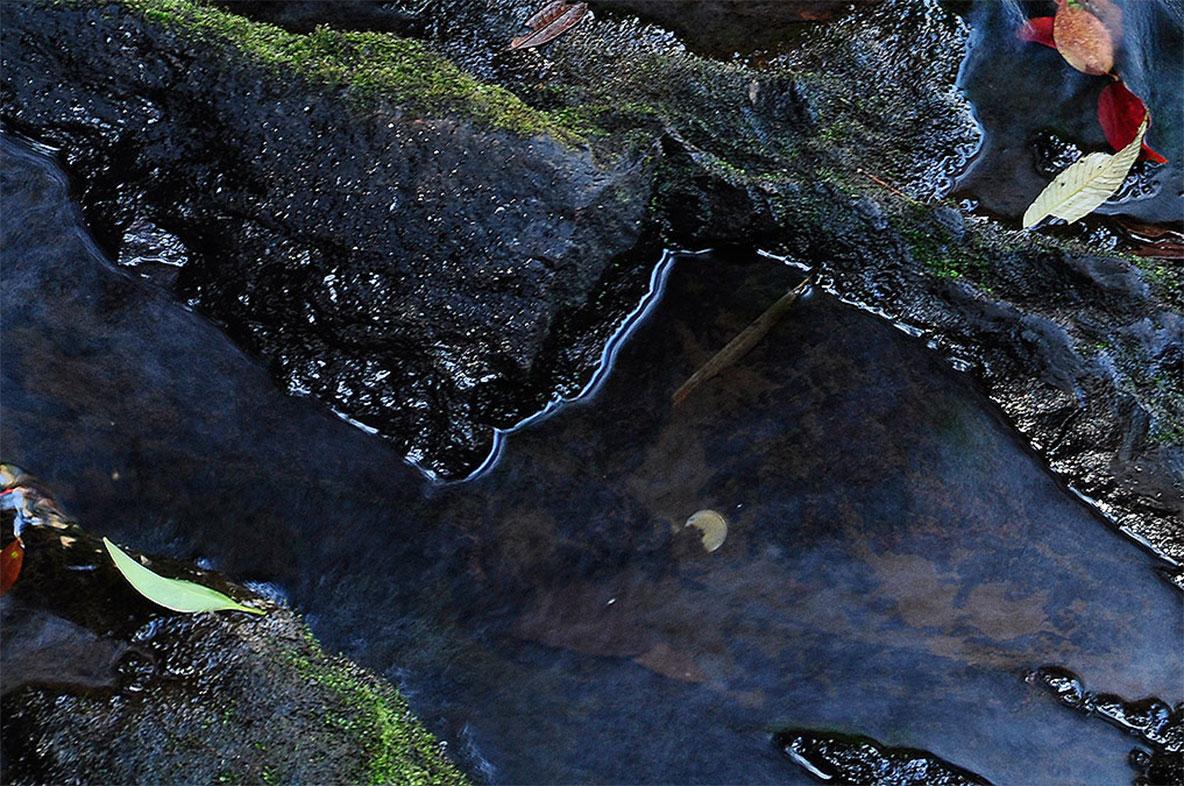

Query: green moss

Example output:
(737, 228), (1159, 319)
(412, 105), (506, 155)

(1151, 422), (1184, 446)
(283, 627), (465, 786)
(1131, 257), (1183, 302)
(886, 200), (996, 285)
(106, 0), (585, 145)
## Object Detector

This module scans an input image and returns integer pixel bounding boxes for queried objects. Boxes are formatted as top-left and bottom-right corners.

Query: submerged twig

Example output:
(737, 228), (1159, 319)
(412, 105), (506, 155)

(672, 274), (814, 406)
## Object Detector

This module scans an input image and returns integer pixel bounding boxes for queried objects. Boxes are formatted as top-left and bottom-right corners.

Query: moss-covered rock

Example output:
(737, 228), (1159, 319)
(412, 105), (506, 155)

(0, 468), (466, 786)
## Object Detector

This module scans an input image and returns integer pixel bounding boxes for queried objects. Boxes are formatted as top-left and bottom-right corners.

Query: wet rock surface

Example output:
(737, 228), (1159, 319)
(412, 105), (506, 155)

(776, 729), (991, 785)
(2, 0), (1179, 572)
(1029, 666), (1184, 786)
(0, 0), (658, 479)
(587, 0), (883, 57)
(0, 467), (464, 786)
(3, 134), (1181, 783)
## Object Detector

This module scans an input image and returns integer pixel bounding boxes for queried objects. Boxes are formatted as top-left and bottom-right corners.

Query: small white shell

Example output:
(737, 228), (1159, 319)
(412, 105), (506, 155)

(685, 510), (728, 553)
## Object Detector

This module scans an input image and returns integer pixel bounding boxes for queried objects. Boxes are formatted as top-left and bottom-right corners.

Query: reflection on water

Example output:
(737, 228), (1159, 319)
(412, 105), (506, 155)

(2, 134), (1181, 785)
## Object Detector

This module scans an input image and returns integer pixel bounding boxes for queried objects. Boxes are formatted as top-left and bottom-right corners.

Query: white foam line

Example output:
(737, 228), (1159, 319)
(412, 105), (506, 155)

(786, 749), (833, 781)
(331, 408), (380, 435)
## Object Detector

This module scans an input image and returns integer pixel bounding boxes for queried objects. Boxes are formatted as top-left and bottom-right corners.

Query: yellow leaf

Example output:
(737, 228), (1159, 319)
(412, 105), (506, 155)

(1022, 118), (1146, 229)
(684, 510), (728, 553)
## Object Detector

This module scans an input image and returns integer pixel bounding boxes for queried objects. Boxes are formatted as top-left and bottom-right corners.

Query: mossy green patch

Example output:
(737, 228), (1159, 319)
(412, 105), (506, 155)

(893, 209), (985, 284)
(283, 626), (465, 786)
(103, 0), (585, 145)
(1131, 256), (1183, 303)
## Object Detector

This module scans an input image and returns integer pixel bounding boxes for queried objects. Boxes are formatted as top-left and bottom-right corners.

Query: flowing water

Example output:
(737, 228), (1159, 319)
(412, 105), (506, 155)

(2, 131), (1182, 784)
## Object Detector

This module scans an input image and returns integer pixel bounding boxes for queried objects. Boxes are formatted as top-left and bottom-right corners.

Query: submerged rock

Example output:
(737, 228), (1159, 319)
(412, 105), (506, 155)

(0, 467), (465, 786)
(1028, 666), (1184, 786)
(775, 729), (992, 785)
(0, 0), (1179, 573)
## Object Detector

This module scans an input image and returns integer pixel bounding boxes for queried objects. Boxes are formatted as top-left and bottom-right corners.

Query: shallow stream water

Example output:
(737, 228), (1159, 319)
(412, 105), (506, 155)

(2, 133), (1181, 784)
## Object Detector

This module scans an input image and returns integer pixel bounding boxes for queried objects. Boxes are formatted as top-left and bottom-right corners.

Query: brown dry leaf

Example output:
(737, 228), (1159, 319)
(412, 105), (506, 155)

(672, 275), (812, 406)
(1053, 0), (1118, 75)
(510, 2), (588, 50)
(1085, 0), (1123, 43)
(523, 0), (569, 30)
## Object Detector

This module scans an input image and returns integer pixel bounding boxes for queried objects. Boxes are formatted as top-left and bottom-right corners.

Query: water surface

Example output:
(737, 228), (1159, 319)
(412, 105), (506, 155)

(2, 134), (1181, 784)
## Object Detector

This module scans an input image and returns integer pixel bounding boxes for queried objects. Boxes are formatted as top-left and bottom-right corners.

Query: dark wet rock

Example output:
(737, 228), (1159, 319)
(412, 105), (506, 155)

(1029, 666), (1184, 786)
(0, 468), (465, 786)
(1131, 749), (1184, 786)
(214, 0), (420, 35)
(775, 729), (992, 785)
(588, 0), (882, 57)
(0, 0), (658, 479)
(1, 0), (1180, 574)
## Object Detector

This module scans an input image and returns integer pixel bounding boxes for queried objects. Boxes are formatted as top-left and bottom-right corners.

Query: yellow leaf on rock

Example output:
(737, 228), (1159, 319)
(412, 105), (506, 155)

(1023, 118), (1146, 229)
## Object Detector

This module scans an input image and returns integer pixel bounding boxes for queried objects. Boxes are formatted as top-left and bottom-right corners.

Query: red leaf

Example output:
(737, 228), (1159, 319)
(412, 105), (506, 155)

(1, 538), (24, 595)
(1098, 81), (1168, 163)
(1018, 16), (1057, 48)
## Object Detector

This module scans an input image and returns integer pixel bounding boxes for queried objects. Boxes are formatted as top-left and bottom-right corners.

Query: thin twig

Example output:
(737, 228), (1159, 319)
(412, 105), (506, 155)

(856, 167), (917, 203)
(672, 274), (814, 406)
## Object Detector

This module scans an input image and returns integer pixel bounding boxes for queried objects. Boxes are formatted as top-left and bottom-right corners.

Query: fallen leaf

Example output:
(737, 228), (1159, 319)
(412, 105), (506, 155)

(1084, 0), (1123, 44)
(672, 275), (812, 406)
(1114, 217), (1184, 258)
(685, 510), (728, 553)
(510, 2), (587, 49)
(1017, 16), (1056, 48)
(1098, 81), (1167, 163)
(104, 538), (265, 615)
(1023, 117), (1146, 228)
(1054, 0), (1117, 75)
(523, 0), (569, 30)
(1, 538), (24, 595)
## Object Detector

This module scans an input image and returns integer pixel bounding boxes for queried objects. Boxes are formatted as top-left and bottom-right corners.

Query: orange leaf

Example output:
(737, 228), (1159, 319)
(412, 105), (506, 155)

(1054, 0), (1116, 76)
(1, 538), (24, 595)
